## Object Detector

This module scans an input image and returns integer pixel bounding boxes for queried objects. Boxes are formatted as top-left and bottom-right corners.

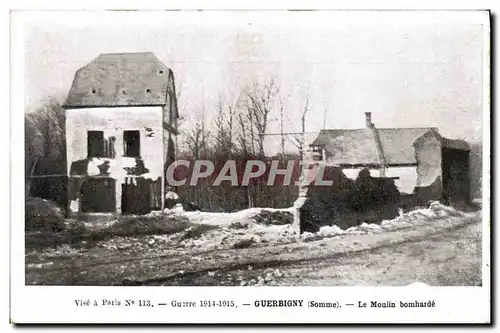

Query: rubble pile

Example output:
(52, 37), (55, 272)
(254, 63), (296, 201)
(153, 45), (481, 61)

(299, 167), (402, 233)
(25, 197), (66, 233)
(239, 267), (285, 286)
(252, 210), (293, 226)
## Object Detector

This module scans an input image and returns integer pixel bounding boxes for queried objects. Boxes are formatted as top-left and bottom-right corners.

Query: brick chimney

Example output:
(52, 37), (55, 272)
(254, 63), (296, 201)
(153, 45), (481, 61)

(365, 112), (373, 128)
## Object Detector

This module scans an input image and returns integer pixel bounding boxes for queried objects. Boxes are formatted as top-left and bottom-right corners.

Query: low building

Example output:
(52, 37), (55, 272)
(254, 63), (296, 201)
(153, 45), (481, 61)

(63, 52), (179, 217)
(309, 112), (470, 203)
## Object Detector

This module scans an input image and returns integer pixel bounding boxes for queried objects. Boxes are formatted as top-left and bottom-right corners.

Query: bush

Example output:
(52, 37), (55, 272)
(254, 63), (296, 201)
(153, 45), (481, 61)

(104, 215), (192, 237)
(25, 197), (65, 232)
(25, 213), (199, 250)
(253, 210), (293, 226)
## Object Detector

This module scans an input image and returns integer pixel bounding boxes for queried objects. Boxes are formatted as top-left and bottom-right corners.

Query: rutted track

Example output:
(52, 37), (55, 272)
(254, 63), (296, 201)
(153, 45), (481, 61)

(126, 213), (482, 286)
(25, 211), (482, 286)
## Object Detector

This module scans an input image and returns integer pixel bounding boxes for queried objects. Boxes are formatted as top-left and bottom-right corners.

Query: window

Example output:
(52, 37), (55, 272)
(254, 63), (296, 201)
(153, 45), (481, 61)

(124, 130), (140, 157)
(87, 131), (104, 158)
(311, 145), (323, 161)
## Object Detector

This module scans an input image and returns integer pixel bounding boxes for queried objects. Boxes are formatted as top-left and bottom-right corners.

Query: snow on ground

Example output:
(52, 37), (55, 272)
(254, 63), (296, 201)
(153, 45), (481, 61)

(26, 200), (475, 276)
(177, 216), (297, 250)
(73, 201), (475, 255)
(181, 206), (294, 226)
(150, 205), (299, 249)
(25, 200), (480, 286)
(183, 208), (264, 226)
(162, 201), (474, 248)
(301, 201), (474, 241)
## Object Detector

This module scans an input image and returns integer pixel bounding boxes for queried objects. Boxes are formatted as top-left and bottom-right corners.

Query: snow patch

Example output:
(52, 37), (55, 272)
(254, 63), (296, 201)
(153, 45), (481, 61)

(301, 201), (469, 242)
(165, 191), (179, 200)
(87, 158), (103, 176)
(183, 207), (292, 227)
(27, 262), (54, 269)
(164, 201), (469, 250)
(318, 225), (345, 237)
(160, 203), (185, 215)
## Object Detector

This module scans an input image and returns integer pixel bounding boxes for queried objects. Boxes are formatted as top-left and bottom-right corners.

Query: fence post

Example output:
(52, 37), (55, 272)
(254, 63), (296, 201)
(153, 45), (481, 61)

(292, 170), (310, 241)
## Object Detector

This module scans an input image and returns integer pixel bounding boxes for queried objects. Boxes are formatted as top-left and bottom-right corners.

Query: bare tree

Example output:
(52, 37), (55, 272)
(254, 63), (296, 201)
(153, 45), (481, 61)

(214, 92), (241, 156)
(240, 78), (280, 207)
(181, 108), (211, 207)
(279, 96), (285, 159)
(225, 102), (236, 159)
(289, 91), (310, 161)
(24, 96), (67, 202)
(236, 112), (250, 156)
(213, 97), (226, 154)
(25, 115), (41, 179)
(25, 97), (66, 173)
(212, 93), (241, 211)
(244, 78), (279, 157)
(184, 108), (210, 159)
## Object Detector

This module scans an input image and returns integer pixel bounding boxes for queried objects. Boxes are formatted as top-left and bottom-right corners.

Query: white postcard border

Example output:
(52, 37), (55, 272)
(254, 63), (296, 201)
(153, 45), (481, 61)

(10, 9), (491, 324)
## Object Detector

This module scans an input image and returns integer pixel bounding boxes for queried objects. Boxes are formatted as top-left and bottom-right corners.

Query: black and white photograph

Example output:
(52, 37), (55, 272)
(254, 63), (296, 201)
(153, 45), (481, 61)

(10, 8), (491, 324)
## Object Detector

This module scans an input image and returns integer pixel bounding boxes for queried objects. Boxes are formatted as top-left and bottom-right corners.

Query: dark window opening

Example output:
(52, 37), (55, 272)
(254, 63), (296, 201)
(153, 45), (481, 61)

(124, 130), (140, 157)
(91, 88), (96, 94)
(311, 146), (323, 161)
(146, 88), (151, 93)
(87, 131), (104, 158)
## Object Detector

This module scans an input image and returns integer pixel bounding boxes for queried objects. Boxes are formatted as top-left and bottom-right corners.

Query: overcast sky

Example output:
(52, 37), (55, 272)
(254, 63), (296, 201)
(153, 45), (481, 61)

(23, 11), (486, 154)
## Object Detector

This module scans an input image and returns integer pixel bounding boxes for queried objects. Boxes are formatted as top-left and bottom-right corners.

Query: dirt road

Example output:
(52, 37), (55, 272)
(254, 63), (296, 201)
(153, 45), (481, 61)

(143, 213), (483, 286)
(248, 221), (482, 286)
(25, 211), (483, 286)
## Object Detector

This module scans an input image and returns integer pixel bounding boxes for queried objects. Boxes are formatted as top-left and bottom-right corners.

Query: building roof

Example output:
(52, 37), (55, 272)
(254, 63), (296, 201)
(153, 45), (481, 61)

(440, 138), (470, 151)
(377, 128), (436, 164)
(64, 52), (172, 108)
(310, 127), (469, 166)
(310, 129), (381, 165)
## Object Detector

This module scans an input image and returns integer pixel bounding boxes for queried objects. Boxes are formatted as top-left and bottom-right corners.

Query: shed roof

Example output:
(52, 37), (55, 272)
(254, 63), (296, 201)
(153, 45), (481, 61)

(310, 129), (380, 165)
(310, 127), (469, 166)
(64, 52), (172, 108)
(440, 138), (470, 151)
(376, 128), (436, 164)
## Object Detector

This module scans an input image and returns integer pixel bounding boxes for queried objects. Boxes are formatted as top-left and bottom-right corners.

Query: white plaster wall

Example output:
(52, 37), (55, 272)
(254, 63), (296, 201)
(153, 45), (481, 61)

(65, 106), (164, 180)
(415, 137), (442, 188)
(342, 168), (379, 180)
(385, 166), (418, 194)
(341, 166), (418, 194)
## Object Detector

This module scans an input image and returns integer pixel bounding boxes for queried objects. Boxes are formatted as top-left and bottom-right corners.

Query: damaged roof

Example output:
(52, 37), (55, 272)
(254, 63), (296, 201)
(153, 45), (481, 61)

(439, 137), (470, 151)
(64, 52), (173, 108)
(377, 128), (437, 164)
(310, 127), (469, 166)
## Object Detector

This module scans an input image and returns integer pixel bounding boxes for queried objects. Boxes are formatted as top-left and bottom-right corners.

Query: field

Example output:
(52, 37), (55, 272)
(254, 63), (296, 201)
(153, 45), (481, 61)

(25, 202), (483, 286)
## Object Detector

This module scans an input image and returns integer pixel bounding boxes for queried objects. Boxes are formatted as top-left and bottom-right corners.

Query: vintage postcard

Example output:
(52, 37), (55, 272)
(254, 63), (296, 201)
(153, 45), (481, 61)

(10, 9), (490, 324)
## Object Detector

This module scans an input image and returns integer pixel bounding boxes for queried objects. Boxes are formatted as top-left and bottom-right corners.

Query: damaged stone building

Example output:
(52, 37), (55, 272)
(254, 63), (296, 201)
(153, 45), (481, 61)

(309, 112), (471, 204)
(63, 52), (179, 217)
